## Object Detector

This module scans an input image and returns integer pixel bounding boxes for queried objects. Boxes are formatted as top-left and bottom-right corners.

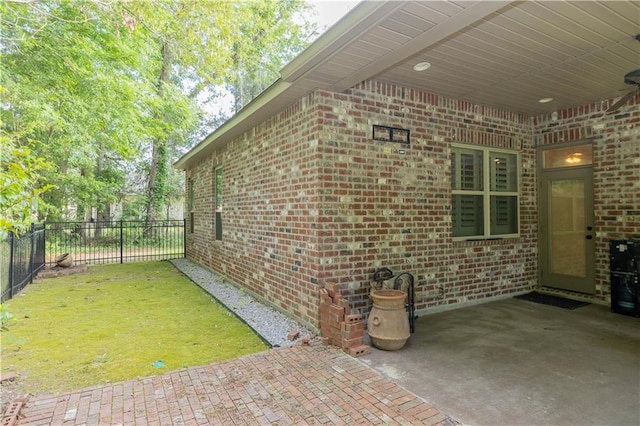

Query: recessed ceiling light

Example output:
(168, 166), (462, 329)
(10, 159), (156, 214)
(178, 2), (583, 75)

(413, 62), (431, 72)
(538, 97), (554, 103)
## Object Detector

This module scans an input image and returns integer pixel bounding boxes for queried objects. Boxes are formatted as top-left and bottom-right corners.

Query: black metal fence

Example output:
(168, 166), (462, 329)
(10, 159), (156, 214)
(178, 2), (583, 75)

(1, 223), (46, 302)
(1, 220), (185, 302)
(45, 220), (185, 266)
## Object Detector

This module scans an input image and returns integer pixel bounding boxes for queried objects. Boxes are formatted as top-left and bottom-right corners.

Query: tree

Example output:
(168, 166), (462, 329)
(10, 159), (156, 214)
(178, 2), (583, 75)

(0, 144), (53, 238)
(1, 0), (316, 227)
(123, 0), (316, 228)
(1, 0), (152, 222)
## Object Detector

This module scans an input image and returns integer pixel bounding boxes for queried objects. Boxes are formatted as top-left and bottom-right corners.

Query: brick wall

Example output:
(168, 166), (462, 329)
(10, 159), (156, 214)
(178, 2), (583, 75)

(186, 93), (323, 329)
(185, 79), (638, 329)
(315, 81), (537, 317)
(533, 94), (640, 298)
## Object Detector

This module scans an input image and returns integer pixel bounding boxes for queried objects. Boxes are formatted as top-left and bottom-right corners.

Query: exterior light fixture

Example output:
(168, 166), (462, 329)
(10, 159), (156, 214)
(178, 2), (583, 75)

(538, 97), (554, 103)
(564, 152), (583, 165)
(413, 62), (431, 71)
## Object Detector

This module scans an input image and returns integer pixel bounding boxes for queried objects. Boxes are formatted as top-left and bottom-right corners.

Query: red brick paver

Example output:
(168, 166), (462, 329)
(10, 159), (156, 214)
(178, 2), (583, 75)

(14, 344), (457, 425)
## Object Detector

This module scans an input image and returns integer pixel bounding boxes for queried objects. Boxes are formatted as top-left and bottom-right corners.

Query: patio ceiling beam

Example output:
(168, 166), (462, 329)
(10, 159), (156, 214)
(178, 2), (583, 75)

(328, 0), (517, 93)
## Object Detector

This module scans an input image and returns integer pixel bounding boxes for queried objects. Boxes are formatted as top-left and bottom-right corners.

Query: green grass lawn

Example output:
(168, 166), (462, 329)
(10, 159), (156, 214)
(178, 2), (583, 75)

(0, 261), (268, 394)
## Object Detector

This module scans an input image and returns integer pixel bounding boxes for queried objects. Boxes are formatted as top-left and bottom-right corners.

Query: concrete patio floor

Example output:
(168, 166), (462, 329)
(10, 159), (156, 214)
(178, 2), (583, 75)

(361, 297), (640, 426)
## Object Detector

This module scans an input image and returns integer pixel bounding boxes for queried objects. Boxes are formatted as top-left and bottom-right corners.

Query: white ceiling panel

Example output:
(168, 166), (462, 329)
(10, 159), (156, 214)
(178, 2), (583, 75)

(312, 0), (640, 114)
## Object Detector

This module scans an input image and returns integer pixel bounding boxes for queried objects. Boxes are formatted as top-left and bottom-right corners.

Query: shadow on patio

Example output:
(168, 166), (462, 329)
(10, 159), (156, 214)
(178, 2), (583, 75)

(361, 297), (640, 426)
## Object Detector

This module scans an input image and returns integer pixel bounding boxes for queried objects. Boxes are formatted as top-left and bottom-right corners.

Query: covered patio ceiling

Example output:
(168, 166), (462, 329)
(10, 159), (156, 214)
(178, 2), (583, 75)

(287, 0), (639, 115)
(176, 0), (640, 169)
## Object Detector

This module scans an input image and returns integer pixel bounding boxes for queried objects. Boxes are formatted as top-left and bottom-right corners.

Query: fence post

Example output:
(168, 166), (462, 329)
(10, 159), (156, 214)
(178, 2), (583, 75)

(120, 220), (124, 264)
(8, 231), (15, 299)
(43, 223), (47, 269)
(183, 219), (186, 258)
(29, 223), (35, 284)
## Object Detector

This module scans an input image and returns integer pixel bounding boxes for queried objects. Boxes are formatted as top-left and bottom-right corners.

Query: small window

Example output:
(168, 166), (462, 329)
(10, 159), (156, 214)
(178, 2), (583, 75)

(188, 178), (194, 234)
(451, 145), (519, 239)
(215, 167), (223, 240)
(542, 143), (592, 169)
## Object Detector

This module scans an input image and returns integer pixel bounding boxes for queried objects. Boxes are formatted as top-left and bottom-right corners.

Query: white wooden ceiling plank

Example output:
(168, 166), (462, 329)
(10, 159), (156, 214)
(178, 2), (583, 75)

(539, 1), (632, 42)
(600, 1), (640, 28)
(414, 1), (467, 19)
(507, 71), (610, 97)
(382, 61), (507, 91)
(401, 1), (464, 24)
(581, 48), (639, 80)
(324, 54), (372, 70)
(488, 13), (590, 57)
(382, 10), (436, 34)
(567, 1), (640, 38)
(447, 36), (548, 70)
(412, 45), (525, 81)
(475, 20), (574, 62)
(536, 64), (619, 94)
(340, 40), (390, 62)
(461, 26), (559, 67)
(517, 1), (612, 48)
(365, 26), (413, 47)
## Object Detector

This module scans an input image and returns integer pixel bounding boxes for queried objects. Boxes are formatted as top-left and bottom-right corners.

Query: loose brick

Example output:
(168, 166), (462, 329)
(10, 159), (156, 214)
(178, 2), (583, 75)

(345, 314), (363, 324)
(348, 345), (371, 357)
(341, 321), (365, 333)
(341, 336), (365, 350)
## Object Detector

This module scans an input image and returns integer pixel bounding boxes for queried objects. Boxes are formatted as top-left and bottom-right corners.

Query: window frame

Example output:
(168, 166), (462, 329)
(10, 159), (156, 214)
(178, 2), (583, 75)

(187, 178), (194, 234)
(451, 143), (521, 241)
(214, 166), (223, 241)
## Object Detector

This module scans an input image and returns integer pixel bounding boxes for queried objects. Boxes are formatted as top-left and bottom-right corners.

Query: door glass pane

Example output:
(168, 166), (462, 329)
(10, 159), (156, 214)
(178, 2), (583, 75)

(452, 195), (483, 237)
(549, 179), (585, 277)
(543, 144), (592, 169)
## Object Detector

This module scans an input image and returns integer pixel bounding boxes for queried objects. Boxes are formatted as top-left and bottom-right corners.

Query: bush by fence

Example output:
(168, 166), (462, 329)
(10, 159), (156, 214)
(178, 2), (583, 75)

(1, 223), (46, 302)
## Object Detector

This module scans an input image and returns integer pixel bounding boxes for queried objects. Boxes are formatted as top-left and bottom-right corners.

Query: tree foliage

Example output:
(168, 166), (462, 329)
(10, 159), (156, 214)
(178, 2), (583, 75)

(1, 0), (316, 228)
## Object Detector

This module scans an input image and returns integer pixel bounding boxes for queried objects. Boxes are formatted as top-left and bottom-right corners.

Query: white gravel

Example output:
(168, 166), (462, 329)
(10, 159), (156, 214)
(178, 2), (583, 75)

(170, 258), (315, 348)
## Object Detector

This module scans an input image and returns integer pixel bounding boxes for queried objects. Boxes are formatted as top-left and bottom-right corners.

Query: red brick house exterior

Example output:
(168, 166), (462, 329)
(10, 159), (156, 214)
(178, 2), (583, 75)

(177, 2), (640, 331)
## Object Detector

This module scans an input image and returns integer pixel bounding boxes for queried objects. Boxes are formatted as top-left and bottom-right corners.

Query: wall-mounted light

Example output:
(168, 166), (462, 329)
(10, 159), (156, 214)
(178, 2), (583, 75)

(564, 152), (583, 164)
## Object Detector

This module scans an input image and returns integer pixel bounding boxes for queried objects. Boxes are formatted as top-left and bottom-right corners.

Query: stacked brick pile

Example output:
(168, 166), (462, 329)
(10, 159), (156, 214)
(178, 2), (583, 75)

(319, 282), (371, 357)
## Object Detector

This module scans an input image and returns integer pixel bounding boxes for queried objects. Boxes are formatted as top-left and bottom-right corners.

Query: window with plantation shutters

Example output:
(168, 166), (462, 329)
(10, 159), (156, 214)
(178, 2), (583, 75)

(452, 145), (519, 239)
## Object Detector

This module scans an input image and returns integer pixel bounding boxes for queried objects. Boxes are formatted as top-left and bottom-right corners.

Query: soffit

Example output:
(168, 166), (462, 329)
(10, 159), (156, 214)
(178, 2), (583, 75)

(176, 1), (639, 169)
(305, 0), (640, 115)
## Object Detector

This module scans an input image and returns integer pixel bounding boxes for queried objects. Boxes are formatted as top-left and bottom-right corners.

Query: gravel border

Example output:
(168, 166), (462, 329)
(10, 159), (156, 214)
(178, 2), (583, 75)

(170, 258), (315, 348)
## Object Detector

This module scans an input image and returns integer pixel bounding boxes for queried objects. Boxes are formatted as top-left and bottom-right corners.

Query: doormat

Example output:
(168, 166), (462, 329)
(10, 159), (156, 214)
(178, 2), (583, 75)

(514, 291), (590, 310)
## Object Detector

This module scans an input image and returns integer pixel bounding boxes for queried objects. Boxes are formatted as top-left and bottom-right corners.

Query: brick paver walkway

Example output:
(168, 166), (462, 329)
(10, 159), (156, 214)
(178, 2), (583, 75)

(13, 344), (456, 425)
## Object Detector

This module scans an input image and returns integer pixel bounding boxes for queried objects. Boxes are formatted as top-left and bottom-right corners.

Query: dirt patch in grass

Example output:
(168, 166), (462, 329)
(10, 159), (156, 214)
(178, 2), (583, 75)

(0, 261), (267, 400)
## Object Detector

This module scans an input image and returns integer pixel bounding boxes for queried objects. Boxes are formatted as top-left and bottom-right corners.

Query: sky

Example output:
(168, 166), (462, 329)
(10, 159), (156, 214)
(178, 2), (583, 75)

(208, 1), (360, 120)
(309, 0), (361, 34)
